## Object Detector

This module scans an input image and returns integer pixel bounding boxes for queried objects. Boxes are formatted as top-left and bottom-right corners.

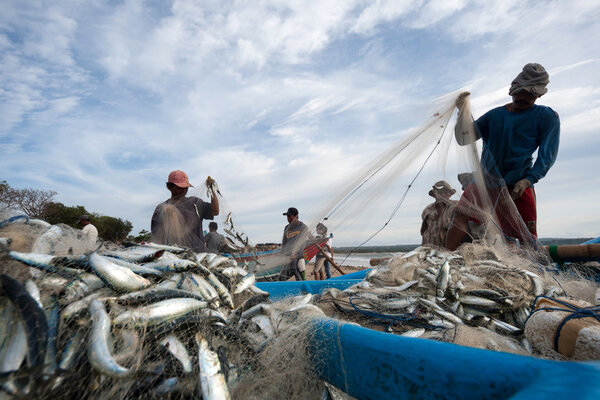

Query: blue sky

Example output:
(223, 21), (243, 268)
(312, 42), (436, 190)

(1, 0), (599, 246)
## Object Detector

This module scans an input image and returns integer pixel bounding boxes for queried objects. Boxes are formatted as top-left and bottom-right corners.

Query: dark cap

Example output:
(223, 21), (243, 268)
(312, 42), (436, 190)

(78, 215), (90, 223)
(428, 180), (456, 197)
(283, 207), (299, 216)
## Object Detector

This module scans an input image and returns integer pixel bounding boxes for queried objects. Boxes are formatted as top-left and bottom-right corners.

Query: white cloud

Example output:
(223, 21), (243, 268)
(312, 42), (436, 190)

(2, 0), (600, 245)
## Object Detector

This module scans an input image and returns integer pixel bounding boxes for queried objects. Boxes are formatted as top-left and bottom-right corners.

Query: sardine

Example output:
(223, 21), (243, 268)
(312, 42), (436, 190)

(87, 299), (132, 377)
(117, 287), (207, 305)
(160, 335), (192, 373)
(233, 273), (256, 294)
(0, 274), (48, 368)
(113, 298), (208, 327)
(436, 260), (450, 298)
(142, 258), (198, 272)
(100, 256), (163, 276)
(88, 252), (151, 293)
(196, 334), (231, 400)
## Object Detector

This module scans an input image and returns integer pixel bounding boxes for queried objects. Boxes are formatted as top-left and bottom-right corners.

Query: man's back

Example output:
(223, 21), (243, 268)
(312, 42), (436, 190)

(476, 104), (560, 186)
(205, 231), (224, 253)
(151, 195), (214, 251)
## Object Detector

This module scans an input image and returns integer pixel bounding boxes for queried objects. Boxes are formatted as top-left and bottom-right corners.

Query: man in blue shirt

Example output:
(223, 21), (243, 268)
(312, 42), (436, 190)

(446, 63), (560, 250)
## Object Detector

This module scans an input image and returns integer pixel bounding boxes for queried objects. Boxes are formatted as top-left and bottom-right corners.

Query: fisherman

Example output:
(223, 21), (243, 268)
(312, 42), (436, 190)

(77, 214), (98, 245)
(446, 63), (560, 250)
(314, 223), (334, 280)
(279, 207), (308, 281)
(151, 170), (219, 252)
(420, 181), (457, 248)
(204, 221), (225, 254)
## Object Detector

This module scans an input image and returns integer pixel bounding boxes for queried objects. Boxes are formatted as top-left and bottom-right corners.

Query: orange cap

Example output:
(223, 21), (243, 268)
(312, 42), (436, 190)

(168, 170), (193, 188)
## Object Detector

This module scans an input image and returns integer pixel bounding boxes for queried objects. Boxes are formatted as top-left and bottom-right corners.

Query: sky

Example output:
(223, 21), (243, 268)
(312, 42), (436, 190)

(1, 0), (599, 246)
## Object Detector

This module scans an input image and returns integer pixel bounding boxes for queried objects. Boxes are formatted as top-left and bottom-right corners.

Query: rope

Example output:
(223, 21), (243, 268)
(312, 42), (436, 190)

(0, 215), (29, 229)
(347, 296), (447, 331)
(526, 295), (600, 352)
(337, 110), (454, 265)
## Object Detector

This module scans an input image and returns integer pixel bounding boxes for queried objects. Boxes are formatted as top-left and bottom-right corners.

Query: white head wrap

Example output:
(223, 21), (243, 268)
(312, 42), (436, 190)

(509, 63), (549, 97)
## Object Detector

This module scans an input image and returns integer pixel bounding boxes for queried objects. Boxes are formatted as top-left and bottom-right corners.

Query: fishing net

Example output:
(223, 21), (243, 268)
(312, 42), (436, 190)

(0, 92), (597, 400)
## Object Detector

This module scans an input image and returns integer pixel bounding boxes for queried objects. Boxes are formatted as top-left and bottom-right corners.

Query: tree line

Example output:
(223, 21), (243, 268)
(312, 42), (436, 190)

(0, 179), (146, 243)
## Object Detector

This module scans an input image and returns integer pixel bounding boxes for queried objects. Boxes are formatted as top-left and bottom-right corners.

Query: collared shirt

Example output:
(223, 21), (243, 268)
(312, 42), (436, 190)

(151, 196), (214, 252)
(421, 200), (457, 247)
(476, 104), (560, 186)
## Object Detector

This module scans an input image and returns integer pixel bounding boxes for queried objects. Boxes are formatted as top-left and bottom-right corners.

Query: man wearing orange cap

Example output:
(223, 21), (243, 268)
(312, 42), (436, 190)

(151, 170), (219, 252)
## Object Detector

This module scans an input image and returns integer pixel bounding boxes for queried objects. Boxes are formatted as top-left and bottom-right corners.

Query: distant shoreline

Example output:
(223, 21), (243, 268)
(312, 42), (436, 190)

(334, 238), (596, 254)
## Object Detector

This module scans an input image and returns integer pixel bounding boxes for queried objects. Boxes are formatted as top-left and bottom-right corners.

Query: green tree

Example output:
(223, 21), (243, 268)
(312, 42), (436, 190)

(127, 229), (152, 243)
(93, 215), (133, 243)
(44, 202), (89, 228)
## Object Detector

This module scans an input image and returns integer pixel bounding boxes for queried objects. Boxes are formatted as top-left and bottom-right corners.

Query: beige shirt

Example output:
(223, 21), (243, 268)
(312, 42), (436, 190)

(421, 200), (457, 247)
(82, 223), (98, 244)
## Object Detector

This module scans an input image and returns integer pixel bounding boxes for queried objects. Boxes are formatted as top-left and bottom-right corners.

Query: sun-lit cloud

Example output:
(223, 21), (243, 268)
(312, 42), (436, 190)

(1, 0), (599, 245)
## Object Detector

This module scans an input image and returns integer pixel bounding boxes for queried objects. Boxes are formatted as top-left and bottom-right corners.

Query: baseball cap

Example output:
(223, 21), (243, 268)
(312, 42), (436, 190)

(168, 170), (193, 188)
(283, 207), (299, 216)
(78, 215), (90, 224)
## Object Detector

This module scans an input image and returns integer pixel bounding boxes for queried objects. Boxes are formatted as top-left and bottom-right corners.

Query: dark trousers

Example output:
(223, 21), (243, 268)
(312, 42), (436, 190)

(278, 258), (303, 281)
(324, 260), (331, 279)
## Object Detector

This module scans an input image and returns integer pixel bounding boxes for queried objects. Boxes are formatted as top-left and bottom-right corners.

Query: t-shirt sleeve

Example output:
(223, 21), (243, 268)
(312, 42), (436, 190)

(475, 110), (491, 141)
(193, 197), (214, 220)
(526, 108), (560, 185)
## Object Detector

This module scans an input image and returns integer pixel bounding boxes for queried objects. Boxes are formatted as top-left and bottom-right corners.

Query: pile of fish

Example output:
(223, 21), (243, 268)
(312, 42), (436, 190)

(0, 241), (323, 399)
(315, 245), (561, 355)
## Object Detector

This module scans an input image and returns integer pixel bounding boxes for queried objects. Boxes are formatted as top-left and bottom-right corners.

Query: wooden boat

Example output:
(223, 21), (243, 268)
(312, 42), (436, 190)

(226, 236), (329, 280)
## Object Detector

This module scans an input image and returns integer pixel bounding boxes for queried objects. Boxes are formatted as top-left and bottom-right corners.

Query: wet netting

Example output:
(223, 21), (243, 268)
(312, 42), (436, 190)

(0, 93), (598, 399)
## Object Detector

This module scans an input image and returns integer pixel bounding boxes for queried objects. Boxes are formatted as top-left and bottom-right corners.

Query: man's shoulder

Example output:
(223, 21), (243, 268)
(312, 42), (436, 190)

(534, 104), (559, 119)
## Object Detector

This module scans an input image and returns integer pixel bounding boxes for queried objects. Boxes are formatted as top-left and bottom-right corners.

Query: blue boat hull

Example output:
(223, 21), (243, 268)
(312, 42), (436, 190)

(260, 280), (600, 399)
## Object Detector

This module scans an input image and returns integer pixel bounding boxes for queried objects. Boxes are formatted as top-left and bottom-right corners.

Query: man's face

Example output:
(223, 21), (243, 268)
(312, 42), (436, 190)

(286, 214), (296, 223)
(511, 91), (537, 111)
(167, 182), (188, 196)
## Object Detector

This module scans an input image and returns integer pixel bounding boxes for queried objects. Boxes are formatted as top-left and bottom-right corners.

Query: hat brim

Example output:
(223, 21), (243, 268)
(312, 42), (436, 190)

(170, 182), (193, 188)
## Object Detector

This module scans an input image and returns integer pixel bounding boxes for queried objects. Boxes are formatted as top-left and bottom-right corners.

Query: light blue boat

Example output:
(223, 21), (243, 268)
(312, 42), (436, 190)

(256, 279), (600, 399)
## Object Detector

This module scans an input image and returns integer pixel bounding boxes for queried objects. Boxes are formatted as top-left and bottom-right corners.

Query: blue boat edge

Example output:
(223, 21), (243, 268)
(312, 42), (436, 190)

(259, 279), (600, 399)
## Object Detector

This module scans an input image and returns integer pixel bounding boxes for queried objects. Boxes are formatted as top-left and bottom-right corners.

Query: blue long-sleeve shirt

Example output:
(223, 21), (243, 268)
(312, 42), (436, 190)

(475, 104), (560, 186)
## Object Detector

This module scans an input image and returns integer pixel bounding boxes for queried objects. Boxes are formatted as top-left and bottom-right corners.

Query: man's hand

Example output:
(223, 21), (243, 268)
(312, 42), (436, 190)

(511, 179), (530, 200)
(455, 92), (470, 109)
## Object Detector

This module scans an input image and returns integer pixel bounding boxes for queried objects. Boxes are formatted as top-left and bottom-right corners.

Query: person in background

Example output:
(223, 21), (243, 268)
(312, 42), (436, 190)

(279, 207), (308, 281)
(447, 63), (560, 250)
(204, 221), (225, 254)
(151, 170), (219, 252)
(420, 181), (458, 248)
(78, 214), (98, 245)
(314, 223), (334, 280)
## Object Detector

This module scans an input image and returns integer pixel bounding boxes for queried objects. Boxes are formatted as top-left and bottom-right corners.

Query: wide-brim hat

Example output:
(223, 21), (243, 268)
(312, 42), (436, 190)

(429, 180), (456, 197)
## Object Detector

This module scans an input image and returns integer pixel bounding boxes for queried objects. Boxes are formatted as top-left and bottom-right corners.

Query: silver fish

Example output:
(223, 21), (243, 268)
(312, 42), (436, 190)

(113, 298), (208, 327)
(400, 328), (425, 338)
(160, 335), (192, 373)
(436, 260), (450, 298)
(89, 252), (151, 293)
(87, 299), (132, 377)
(196, 334), (231, 400)
(233, 273), (256, 294)
(100, 255), (163, 276)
